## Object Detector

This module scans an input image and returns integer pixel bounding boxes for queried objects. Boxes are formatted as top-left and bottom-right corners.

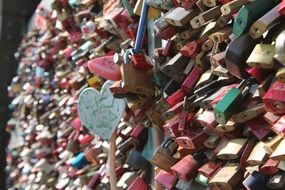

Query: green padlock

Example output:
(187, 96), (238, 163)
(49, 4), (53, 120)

(214, 78), (255, 126)
(122, 0), (135, 16)
(233, 0), (278, 37)
(195, 173), (210, 187)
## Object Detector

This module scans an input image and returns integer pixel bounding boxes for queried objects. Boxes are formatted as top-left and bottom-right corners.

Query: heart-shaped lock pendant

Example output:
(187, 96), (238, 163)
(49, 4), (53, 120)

(77, 80), (126, 140)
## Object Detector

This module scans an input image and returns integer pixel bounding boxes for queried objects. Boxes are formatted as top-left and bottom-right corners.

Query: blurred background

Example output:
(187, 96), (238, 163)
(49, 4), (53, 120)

(0, 0), (41, 189)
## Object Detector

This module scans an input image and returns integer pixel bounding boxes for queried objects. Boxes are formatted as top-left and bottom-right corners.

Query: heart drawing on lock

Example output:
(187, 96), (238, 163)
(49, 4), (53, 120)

(77, 80), (126, 141)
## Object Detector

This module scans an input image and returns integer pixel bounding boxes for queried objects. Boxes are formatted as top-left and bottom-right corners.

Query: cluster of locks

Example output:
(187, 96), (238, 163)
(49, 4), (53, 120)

(5, 0), (285, 189)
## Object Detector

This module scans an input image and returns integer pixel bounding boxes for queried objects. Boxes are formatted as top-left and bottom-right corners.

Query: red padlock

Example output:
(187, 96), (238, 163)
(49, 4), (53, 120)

(127, 176), (149, 190)
(196, 110), (218, 129)
(155, 170), (178, 190)
(166, 88), (186, 107)
(171, 154), (198, 181)
(198, 161), (222, 179)
(131, 53), (153, 70)
(163, 119), (181, 138)
(182, 66), (201, 94)
(157, 26), (178, 40)
(162, 39), (175, 57)
(180, 40), (202, 58)
(263, 81), (285, 114)
(272, 115), (285, 135)
(260, 158), (280, 176)
(246, 66), (268, 83)
(176, 129), (207, 150)
(162, 100), (184, 121)
(247, 117), (272, 141)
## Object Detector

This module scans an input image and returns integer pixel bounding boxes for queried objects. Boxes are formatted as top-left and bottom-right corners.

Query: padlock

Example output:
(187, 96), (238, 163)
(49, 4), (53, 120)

(196, 110), (218, 129)
(179, 27), (203, 40)
(110, 80), (128, 95)
(263, 81), (285, 114)
(213, 82), (246, 125)
(121, 63), (155, 96)
(176, 129), (208, 150)
(161, 101), (184, 121)
(157, 25), (178, 40)
(217, 138), (247, 160)
(130, 124), (147, 144)
(166, 88), (186, 107)
(164, 7), (198, 27)
(204, 135), (220, 148)
(233, 0), (278, 37)
(245, 117), (271, 141)
(267, 171), (285, 189)
(263, 112), (281, 126)
(242, 171), (268, 190)
(154, 9), (172, 33)
(117, 138), (134, 153)
(196, 0), (208, 12)
(71, 152), (90, 169)
(249, 3), (281, 39)
(87, 173), (101, 189)
(154, 169), (178, 190)
(209, 163), (243, 190)
(246, 44), (275, 69)
(194, 70), (216, 91)
(270, 138), (285, 161)
(225, 34), (261, 79)
(260, 158), (280, 176)
(126, 150), (149, 170)
(127, 176), (149, 190)
(170, 154), (198, 181)
(131, 52), (153, 70)
(180, 39), (204, 59)
(190, 6), (222, 29)
(209, 26), (232, 44)
(198, 161), (222, 179)
(160, 53), (189, 80)
(162, 39), (175, 57)
(272, 116), (285, 137)
(182, 66), (201, 94)
(247, 141), (268, 166)
(178, 97), (190, 132)
(220, 0), (249, 16)
(264, 135), (283, 155)
(245, 67), (268, 84)
(150, 138), (179, 171)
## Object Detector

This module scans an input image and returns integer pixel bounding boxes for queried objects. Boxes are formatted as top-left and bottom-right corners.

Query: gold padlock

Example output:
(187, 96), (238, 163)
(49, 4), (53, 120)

(209, 163), (243, 190)
(246, 44), (275, 69)
(217, 138), (248, 160)
(121, 63), (155, 97)
(270, 138), (285, 161)
(247, 141), (268, 165)
(264, 134), (283, 154)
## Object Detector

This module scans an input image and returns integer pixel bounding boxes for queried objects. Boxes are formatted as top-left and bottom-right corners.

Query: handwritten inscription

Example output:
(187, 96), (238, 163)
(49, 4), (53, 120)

(78, 80), (126, 140)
